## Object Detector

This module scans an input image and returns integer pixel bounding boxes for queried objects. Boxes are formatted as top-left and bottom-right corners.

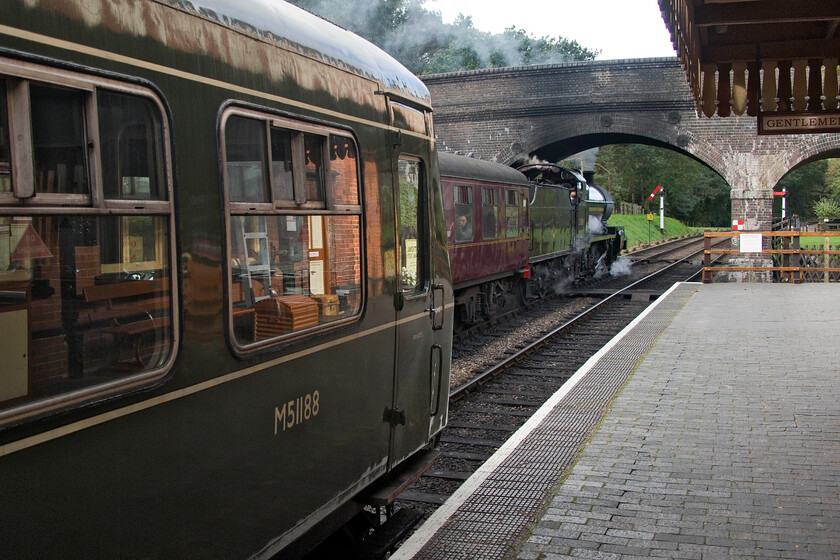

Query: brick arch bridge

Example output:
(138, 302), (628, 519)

(423, 58), (840, 230)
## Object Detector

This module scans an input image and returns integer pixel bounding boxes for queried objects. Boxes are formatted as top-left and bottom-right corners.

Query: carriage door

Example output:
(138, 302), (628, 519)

(390, 155), (437, 468)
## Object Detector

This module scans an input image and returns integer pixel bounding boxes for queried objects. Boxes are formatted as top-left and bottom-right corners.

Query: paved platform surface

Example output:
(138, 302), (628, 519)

(394, 283), (840, 559)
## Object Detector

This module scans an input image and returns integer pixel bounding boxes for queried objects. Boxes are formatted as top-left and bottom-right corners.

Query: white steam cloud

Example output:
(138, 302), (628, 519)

(291, 0), (579, 74)
(610, 256), (633, 278)
(588, 215), (606, 235)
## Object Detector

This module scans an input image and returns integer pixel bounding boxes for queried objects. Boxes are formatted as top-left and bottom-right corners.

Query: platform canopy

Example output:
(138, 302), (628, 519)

(660, 0), (840, 123)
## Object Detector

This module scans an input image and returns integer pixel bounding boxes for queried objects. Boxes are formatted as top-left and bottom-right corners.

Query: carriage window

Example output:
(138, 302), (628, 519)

(482, 187), (498, 240)
(330, 135), (358, 205)
(223, 110), (362, 350)
(0, 59), (175, 425)
(398, 158), (426, 293)
(0, 81), (10, 193)
(505, 189), (519, 238)
(226, 115), (269, 203)
(31, 85), (89, 195)
(270, 128), (294, 202)
(454, 185), (473, 243)
(303, 133), (325, 203)
(99, 216), (167, 275)
(98, 91), (166, 201)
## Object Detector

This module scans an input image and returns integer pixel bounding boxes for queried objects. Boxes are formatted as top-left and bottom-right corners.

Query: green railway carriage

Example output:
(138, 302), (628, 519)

(0, 0), (451, 557)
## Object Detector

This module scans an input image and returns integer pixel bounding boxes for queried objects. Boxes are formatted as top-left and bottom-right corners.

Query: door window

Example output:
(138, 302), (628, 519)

(397, 158), (426, 294)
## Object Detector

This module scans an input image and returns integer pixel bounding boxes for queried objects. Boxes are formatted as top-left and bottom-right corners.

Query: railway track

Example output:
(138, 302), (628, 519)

(452, 234), (726, 344)
(625, 233), (705, 263)
(392, 248), (708, 534)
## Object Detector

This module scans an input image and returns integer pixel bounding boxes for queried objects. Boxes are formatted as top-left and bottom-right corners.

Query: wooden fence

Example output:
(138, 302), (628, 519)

(703, 231), (840, 283)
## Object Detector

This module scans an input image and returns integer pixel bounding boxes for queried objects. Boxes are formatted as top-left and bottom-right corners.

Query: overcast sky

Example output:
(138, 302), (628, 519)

(421, 0), (677, 61)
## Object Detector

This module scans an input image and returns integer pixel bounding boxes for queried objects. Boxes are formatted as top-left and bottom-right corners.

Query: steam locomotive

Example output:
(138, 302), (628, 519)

(439, 152), (625, 326)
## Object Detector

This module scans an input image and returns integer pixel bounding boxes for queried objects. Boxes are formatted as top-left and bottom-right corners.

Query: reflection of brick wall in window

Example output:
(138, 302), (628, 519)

(363, 160), (383, 287)
(74, 246), (101, 296)
(28, 218), (62, 334)
(19, 222), (61, 371)
(331, 215), (360, 290)
(30, 337), (68, 386)
(330, 154), (358, 205)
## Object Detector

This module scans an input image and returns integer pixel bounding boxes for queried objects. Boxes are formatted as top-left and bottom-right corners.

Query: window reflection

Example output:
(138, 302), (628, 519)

(30, 85), (88, 195)
(98, 91), (165, 200)
(0, 80), (10, 193)
(398, 159), (424, 292)
(226, 116), (269, 203)
(230, 214), (361, 344)
(223, 111), (362, 348)
(505, 190), (519, 237)
(482, 187), (498, 240)
(0, 215), (171, 406)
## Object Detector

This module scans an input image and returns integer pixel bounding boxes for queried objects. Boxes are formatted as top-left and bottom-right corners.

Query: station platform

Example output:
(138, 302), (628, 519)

(393, 283), (840, 559)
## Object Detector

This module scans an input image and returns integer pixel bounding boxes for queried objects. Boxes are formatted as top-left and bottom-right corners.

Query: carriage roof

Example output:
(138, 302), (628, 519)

(160, 0), (430, 104)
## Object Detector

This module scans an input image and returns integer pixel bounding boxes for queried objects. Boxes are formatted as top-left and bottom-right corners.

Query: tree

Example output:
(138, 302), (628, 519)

(286, 0), (599, 75)
(595, 144), (730, 226)
(775, 160), (828, 220)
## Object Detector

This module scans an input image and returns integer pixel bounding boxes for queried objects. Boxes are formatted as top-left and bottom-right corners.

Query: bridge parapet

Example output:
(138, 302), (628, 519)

(424, 58), (840, 236)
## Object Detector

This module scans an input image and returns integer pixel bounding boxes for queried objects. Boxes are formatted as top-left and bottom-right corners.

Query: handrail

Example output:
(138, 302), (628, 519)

(703, 230), (840, 283)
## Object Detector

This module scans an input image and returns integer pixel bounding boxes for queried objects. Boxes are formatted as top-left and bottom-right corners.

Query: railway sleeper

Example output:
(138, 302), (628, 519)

(441, 450), (493, 461)
(482, 387), (550, 398)
(425, 469), (473, 481)
(446, 420), (522, 432)
(397, 491), (449, 506)
(439, 434), (508, 448)
(455, 405), (534, 417)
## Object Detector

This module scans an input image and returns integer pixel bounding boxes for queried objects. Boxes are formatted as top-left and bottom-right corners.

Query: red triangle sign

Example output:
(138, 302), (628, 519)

(11, 225), (53, 259)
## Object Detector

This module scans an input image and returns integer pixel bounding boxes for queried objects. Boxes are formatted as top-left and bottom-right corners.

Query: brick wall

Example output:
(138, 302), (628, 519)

(423, 58), (840, 237)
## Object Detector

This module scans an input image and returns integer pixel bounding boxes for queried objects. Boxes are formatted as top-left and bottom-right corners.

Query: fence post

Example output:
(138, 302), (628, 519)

(793, 233), (802, 283)
(826, 237), (831, 283)
(782, 233), (790, 282)
(703, 231), (711, 283)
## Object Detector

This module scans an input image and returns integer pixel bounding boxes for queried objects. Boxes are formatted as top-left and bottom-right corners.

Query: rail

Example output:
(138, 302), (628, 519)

(703, 231), (840, 283)
(452, 253), (702, 401)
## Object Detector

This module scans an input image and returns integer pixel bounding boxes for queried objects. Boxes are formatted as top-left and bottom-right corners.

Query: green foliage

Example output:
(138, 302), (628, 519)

(825, 159), (840, 200)
(502, 27), (599, 66)
(286, 0), (599, 75)
(607, 214), (703, 249)
(594, 144), (730, 227)
(813, 197), (840, 219)
(775, 160), (829, 220)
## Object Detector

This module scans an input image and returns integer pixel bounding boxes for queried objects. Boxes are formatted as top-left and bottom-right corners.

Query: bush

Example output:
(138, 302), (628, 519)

(813, 198), (840, 219)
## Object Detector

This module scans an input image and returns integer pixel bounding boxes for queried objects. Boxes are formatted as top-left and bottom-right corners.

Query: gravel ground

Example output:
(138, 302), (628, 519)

(449, 297), (594, 388)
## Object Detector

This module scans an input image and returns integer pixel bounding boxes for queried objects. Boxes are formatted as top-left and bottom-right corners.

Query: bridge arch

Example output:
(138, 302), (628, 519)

(493, 112), (728, 180)
(424, 58), (840, 230)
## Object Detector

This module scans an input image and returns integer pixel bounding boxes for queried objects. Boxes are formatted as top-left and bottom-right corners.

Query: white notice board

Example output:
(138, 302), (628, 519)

(740, 233), (763, 253)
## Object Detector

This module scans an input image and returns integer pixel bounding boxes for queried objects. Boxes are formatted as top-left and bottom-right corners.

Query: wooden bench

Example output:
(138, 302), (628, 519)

(81, 278), (171, 368)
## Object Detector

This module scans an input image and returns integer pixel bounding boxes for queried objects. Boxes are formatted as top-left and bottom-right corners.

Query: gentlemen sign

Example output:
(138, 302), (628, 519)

(759, 112), (840, 135)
